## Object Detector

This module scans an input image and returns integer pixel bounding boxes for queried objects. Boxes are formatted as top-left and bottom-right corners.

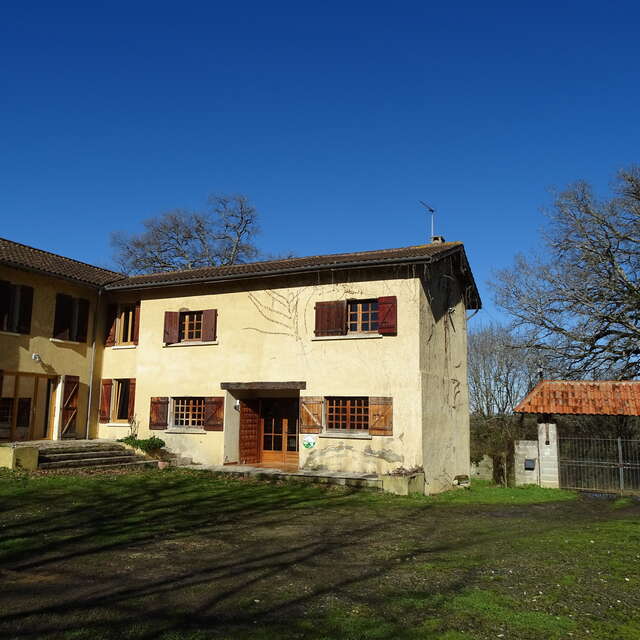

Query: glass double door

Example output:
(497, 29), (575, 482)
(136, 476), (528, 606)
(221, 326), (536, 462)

(260, 398), (299, 468)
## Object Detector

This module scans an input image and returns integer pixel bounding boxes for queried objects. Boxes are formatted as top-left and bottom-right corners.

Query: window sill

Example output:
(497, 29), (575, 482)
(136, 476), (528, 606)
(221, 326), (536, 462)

(319, 432), (372, 440)
(0, 330), (23, 337)
(163, 341), (219, 348)
(101, 422), (130, 428)
(165, 428), (207, 434)
(111, 344), (137, 350)
(311, 334), (382, 342)
(50, 338), (83, 345)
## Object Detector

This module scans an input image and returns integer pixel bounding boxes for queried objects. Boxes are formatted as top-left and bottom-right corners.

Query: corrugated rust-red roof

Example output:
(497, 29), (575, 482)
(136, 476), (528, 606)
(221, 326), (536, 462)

(514, 380), (640, 416)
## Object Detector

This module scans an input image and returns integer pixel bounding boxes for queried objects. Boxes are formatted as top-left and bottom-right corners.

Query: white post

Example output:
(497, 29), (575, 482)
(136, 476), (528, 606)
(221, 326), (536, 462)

(537, 420), (560, 488)
(51, 376), (64, 441)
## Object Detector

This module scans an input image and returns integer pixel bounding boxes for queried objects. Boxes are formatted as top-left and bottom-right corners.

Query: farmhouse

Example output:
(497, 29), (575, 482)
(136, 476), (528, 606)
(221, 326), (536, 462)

(0, 236), (480, 493)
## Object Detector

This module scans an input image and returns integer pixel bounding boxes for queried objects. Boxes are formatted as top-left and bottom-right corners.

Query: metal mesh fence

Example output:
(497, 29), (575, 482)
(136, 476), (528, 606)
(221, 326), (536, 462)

(558, 437), (640, 493)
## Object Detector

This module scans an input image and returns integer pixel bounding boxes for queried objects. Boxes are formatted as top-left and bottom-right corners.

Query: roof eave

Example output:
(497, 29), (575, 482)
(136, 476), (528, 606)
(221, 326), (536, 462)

(104, 244), (482, 309)
(0, 259), (122, 289)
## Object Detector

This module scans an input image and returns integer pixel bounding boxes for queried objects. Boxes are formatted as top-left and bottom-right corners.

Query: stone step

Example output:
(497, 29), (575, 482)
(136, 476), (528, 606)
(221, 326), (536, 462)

(39, 449), (135, 462)
(38, 460), (159, 472)
(81, 460), (159, 471)
(38, 444), (126, 456)
(39, 455), (144, 469)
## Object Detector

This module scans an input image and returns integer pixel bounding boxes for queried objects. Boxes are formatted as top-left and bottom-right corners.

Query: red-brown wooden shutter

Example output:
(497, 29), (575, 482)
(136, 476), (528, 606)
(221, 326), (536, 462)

(16, 285), (33, 334)
(53, 293), (73, 340)
(132, 301), (141, 345)
(314, 300), (347, 336)
(127, 378), (136, 421)
(299, 396), (324, 433)
(163, 311), (180, 344)
(105, 304), (118, 346)
(99, 379), (112, 423)
(377, 296), (397, 335)
(369, 397), (393, 435)
(75, 298), (90, 343)
(0, 281), (10, 331)
(149, 397), (169, 429)
(61, 376), (80, 437)
(204, 396), (224, 431)
(201, 309), (218, 342)
(239, 399), (260, 464)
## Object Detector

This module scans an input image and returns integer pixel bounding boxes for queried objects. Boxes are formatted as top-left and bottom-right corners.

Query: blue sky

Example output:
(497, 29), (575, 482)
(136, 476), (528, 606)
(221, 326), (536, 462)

(1, 1), (639, 322)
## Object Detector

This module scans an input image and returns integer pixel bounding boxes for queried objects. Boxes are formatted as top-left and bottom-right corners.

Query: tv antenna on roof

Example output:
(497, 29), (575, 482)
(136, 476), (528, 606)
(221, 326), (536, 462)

(419, 200), (437, 241)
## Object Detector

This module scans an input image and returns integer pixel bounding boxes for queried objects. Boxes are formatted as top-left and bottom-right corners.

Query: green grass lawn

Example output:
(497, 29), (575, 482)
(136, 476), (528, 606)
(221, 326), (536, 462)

(0, 469), (639, 640)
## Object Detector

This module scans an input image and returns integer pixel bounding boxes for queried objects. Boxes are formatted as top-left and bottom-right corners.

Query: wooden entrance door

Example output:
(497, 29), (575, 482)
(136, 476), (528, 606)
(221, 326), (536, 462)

(260, 398), (299, 468)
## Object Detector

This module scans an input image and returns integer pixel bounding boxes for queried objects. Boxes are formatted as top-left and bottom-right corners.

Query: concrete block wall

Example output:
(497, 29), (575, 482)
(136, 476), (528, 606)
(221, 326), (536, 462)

(537, 422), (560, 488)
(514, 440), (539, 486)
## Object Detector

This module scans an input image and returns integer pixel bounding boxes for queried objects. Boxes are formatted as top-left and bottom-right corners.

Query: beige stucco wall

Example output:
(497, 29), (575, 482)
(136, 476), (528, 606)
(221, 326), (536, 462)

(97, 270), (426, 473)
(419, 260), (471, 493)
(0, 265), (98, 439)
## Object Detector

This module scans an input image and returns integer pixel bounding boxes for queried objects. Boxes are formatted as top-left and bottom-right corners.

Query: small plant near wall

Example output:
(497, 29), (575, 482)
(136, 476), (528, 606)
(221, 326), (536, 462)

(118, 415), (166, 454)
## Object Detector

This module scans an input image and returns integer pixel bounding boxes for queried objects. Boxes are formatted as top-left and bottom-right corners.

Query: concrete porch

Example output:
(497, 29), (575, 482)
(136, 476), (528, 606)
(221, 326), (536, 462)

(186, 463), (383, 491)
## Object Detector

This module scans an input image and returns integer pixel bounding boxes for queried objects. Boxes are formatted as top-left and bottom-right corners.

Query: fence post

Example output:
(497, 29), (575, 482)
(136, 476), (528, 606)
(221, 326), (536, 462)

(617, 437), (625, 494)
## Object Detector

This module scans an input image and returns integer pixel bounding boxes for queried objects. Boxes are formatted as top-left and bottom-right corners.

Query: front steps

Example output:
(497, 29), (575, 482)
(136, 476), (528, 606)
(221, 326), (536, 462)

(37, 442), (158, 471)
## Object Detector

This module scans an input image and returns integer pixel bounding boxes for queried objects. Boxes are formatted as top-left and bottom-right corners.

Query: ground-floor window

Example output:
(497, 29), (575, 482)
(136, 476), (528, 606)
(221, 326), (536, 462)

(173, 397), (205, 428)
(112, 379), (132, 422)
(325, 397), (369, 431)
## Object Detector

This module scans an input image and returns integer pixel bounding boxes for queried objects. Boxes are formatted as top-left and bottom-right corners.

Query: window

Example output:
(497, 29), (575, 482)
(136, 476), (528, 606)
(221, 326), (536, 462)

(53, 294), (89, 342)
(149, 396), (224, 431)
(17, 398), (31, 429)
(163, 309), (217, 345)
(112, 380), (131, 421)
(117, 304), (136, 344)
(326, 397), (369, 431)
(105, 302), (140, 346)
(98, 378), (136, 423)
(179, 311), (203, 342)
(0, 282), (33, 334)
(173, 397), (205, 428)
(348, 300), (379, 333)
(0, 398), (13, 425)
(314, 296), (396, 337)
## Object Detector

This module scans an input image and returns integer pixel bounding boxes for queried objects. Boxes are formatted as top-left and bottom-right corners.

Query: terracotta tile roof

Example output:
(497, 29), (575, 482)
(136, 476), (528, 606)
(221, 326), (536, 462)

(0, 237), (481, 308)
(0, 237), (123, 287)
(514, 380), (640, 416)
(107, 241), (481, 307)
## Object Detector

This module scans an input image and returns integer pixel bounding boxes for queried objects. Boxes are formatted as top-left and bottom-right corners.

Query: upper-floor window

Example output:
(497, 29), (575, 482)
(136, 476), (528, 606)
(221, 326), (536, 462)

(179, 311), (203, 342)
(314, 296), (397, 337)
(0, 281), (33, 334)
(105, 302), (140, 346)
(53, 294), (89, 342)
(163, 309), (217, 345)
(348, 300), (379, 333)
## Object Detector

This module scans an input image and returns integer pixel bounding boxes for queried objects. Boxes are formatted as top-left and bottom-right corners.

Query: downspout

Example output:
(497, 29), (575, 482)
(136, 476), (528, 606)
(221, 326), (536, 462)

(85, 287), (102, 439)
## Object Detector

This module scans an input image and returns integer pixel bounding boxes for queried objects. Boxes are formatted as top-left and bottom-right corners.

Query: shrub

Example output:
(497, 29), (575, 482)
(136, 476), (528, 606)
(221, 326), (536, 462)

(118, 435), (166, 453)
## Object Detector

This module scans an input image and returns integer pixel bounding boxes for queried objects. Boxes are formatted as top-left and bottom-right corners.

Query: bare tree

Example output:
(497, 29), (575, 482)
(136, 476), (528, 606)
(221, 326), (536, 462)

(468, 324), (538, 485)
(492, 167), (640, 380)
(111, 194), (260, 274)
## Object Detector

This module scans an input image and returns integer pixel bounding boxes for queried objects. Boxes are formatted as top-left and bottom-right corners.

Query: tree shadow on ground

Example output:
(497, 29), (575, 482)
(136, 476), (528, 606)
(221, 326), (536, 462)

(0, 470), (635, 640)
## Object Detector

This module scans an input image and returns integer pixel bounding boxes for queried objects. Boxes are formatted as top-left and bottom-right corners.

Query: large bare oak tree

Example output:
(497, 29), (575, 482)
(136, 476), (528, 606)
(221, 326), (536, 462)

(492, 167), (640, 380)
(111, 194), (260, 274)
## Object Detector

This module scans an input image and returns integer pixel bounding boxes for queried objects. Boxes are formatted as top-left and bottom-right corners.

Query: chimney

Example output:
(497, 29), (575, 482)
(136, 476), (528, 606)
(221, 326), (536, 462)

(431, 235), (445, 244)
